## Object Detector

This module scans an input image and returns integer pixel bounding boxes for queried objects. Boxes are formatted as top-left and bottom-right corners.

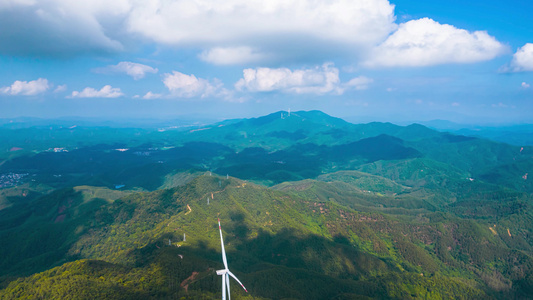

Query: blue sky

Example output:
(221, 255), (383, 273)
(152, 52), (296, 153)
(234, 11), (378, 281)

(1, 0), (532, 124)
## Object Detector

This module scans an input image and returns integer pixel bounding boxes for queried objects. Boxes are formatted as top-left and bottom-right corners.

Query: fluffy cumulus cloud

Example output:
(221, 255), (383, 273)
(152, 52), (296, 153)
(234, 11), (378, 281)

(70, 85), (124, 98)
(142, 91), (162, 99)
(507, 43), (533, 72)
(0, 0), (396, 62)
(1, 78), (49, 95)
(0, 0), (509, 69)
(0, 0), (129, 56)
(235, 63), (343, 94)
(95, 62), (158, 80)
(364, 18), (508, 67)
(127, 0), (396, 63)
(163, 71), (225, 98)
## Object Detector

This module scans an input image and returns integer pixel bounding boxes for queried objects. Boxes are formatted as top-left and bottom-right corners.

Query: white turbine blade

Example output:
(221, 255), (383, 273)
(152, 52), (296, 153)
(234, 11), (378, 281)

(222, 272), (226, 300)
(228, 270), (248, 292)
(218, 218), (228, 269)
(226, 273), (231, 300)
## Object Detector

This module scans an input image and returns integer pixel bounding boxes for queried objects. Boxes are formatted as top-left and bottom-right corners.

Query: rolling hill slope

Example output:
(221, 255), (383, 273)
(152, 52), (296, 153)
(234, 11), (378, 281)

(1, 110), (533, 299)
(1, 174), (533, 299)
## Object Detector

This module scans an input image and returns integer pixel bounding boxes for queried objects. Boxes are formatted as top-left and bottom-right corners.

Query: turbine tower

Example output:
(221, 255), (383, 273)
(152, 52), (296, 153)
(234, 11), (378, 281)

(216, 218), (247, 300)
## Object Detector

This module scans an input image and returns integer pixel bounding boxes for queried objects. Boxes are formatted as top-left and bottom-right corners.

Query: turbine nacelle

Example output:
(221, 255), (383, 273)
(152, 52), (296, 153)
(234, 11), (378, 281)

(216, 269), (227, 275)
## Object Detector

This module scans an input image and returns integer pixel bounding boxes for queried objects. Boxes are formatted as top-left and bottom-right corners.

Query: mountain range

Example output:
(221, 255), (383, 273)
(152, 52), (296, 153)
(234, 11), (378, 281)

(0, 111), (532, 299)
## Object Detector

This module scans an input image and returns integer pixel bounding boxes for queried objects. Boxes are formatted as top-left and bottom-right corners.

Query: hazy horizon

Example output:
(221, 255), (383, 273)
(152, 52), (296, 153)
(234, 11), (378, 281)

(3, 110), (533, 130)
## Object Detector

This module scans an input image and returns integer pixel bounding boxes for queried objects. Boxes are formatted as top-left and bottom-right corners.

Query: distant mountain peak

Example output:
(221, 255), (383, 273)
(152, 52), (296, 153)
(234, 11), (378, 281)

(234, 110), (351, 130)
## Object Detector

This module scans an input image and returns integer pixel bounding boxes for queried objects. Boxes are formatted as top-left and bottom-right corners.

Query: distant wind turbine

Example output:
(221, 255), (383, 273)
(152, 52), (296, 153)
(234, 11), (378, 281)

(216, 218), (247, 300)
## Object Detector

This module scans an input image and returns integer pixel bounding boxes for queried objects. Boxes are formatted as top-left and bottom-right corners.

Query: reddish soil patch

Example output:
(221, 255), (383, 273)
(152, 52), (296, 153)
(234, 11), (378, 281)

(54, 214), (66, 223)
(180, 271), (199, 292)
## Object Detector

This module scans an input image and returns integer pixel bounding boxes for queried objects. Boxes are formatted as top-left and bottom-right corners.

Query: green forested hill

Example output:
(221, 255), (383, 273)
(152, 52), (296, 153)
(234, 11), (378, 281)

(2, 110), (531, 192)
(1, 174), (533, 299)
(1, 111), (533, 299)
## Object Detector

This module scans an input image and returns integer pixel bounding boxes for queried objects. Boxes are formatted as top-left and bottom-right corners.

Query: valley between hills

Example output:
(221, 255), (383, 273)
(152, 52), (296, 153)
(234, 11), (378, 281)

(0, 110), (532, 299)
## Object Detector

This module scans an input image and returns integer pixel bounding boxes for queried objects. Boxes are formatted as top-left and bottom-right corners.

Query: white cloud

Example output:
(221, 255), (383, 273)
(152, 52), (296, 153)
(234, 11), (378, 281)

(0, 0), (129, 56)
(199, 47), (267, 65)
(0, 0), (509, 69)
(54, 84), (67, 93)
(1, 78), (49, 95)
(507, 43), (533, 72)
(163, 71), (224, 98)
(344, 76), (373, 90)
(235, 63), (342, 94)
(70, 85), (124, 98)
(95, 61), (158, 80)
(126, 0), (396, 57)
(522, 82), (531, 89)
(0, 0), (396, 62)
(364, 18), (507, 67)
(142, 91), (162, 99)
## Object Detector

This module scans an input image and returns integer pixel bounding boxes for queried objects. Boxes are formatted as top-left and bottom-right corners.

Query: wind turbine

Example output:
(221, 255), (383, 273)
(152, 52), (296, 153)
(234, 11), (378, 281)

(216, 218), (248, 300)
